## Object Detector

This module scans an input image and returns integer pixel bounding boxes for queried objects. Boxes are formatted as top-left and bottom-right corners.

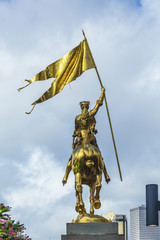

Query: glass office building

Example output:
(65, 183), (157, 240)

(130, 205), (160, 240)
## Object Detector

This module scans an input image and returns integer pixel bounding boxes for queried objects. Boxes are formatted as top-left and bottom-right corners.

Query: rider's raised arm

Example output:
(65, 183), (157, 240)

(89, 88), (105, 117)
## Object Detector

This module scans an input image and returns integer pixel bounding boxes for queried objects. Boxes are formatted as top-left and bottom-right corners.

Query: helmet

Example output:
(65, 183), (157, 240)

(80, 101), (90, 109)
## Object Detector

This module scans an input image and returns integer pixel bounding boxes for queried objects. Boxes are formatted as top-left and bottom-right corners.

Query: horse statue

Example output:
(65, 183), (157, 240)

(62, 88), (110, 217)
(72, 134), (110, 215)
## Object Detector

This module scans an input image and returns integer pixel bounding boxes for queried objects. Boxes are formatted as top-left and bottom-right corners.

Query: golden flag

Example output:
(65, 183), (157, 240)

(19, 39), (95, 113)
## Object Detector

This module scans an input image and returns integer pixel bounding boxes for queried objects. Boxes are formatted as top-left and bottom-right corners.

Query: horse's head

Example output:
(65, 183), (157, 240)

(86, 159), (94, 168)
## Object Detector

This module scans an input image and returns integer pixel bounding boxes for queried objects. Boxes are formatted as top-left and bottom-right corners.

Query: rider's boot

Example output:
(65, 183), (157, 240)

(62, 156), (72, 185)
(103, 164), (111, 183)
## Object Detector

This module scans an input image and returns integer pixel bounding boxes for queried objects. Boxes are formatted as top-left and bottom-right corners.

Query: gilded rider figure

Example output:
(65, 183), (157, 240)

(62, 87), (110, 186)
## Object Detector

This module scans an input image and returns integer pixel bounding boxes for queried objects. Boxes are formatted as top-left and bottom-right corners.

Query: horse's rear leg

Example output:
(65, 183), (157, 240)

(75, 190), (80, 213)
(94, 174), (102, 209)
(90, 183), (95, 215)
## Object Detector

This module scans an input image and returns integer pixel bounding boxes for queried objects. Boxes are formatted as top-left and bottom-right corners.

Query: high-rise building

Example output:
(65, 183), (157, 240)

(130, 205), (160, 240)
(102, 212), (128, 240)
(114, 214), (128, 240)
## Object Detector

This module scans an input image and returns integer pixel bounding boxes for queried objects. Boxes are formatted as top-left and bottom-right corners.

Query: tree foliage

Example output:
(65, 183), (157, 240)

(0, 203), (31, 240)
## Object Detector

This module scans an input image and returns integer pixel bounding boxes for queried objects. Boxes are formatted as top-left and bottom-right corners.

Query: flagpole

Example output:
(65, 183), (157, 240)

(82, 30), (123, 182)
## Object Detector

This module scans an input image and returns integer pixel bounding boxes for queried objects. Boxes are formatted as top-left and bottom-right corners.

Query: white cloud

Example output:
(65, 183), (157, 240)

(4, 148), (75, 239)
(5, 148), (74, 209)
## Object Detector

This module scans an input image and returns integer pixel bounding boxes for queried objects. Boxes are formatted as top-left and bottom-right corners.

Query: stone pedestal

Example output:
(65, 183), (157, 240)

(61, 222), (125, 240)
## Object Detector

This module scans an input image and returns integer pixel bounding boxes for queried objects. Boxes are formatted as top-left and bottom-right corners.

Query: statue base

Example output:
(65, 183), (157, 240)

(61, 216), (125, 240)
(72, 213), (109, 223)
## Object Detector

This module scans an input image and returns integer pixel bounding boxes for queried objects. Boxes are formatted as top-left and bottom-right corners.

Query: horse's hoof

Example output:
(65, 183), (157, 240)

(94, 199), (101, 209)
(79, 203), (84, 210)
(90, 209), (94, 215)
(75, 204), (79, 213)
(79, 208), (83, 214)
(79, 203), (86, 214)
(82, 208), (86, 214)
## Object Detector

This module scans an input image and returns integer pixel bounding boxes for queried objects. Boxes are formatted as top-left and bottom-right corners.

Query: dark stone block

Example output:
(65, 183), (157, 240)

(67, 222), (118, 235)
(61, 233), (124, 240)
(61, 222), (125, 240)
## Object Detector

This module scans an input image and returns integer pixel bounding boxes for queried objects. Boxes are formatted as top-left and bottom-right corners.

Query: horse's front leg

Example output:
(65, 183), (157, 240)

(75, 172), (86, 214)
(90, 183), (95, 215)
(94, 173), (102, 209)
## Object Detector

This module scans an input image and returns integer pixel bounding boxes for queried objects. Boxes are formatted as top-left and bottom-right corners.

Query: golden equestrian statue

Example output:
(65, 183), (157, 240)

(19, 30), (122, 222)
(62, 87), (110, 219)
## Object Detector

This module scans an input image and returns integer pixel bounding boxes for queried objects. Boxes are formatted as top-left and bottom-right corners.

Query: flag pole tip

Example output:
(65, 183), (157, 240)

(82, 29), (86, 38)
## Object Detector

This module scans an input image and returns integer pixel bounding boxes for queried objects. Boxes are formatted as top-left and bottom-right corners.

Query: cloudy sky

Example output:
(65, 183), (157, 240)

(0, 0), (160, 239)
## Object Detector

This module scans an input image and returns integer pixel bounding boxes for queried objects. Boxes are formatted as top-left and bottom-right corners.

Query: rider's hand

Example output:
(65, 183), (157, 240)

(62, 178), (67, 186)
(101, 87), (105, 93)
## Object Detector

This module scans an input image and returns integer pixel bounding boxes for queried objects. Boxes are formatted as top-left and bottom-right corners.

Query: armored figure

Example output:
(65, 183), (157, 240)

(62, 88), (110, 215)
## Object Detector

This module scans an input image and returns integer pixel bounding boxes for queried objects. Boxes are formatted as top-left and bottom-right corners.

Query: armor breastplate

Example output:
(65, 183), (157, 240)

(75, 114), (96, 130)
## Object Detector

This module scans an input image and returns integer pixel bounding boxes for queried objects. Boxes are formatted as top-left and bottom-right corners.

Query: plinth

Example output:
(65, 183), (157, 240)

(61, 222), (125, 240)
